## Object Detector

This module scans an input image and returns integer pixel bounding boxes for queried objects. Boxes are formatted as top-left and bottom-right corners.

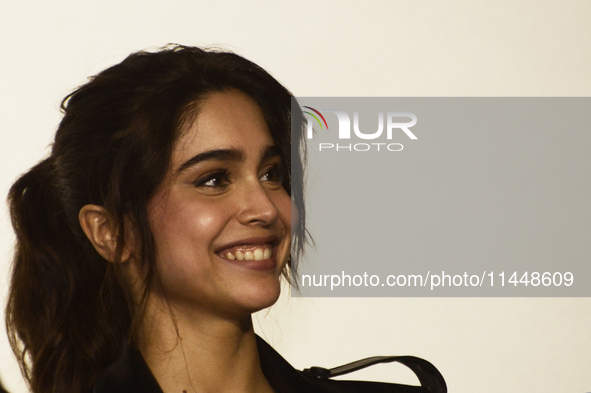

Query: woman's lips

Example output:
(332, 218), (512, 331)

(216, 236), (279, 271)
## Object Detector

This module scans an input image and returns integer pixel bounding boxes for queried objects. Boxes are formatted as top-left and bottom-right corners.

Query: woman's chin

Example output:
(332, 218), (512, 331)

(233, 279), (282, 316)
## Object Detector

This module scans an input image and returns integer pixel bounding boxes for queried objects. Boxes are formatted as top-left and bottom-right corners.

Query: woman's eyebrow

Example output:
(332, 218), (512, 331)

(176, 149), (244, 174)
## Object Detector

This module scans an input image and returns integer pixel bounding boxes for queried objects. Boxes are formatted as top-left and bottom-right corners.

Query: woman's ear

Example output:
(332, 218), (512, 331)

(79, 204), (131, 263)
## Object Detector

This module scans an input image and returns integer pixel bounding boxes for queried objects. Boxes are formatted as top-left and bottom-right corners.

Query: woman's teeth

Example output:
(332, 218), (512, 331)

(225, 247), (272, 261)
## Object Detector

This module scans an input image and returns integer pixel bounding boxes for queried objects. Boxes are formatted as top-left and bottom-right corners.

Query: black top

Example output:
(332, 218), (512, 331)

(93, 336), (446, 393)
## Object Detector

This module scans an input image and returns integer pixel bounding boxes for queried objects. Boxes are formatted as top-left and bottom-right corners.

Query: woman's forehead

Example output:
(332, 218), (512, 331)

(171, 90), (274, 168)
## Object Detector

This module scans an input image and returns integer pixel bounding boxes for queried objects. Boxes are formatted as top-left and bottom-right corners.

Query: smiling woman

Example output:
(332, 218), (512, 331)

(5, 45), (444, 393)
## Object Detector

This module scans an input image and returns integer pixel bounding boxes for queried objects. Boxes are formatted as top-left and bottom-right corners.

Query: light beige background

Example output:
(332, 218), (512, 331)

(1, 1), (590, 392)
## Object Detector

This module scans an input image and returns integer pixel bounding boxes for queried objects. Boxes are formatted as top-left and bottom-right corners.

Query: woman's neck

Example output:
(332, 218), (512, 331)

(135, 301), (275, 393)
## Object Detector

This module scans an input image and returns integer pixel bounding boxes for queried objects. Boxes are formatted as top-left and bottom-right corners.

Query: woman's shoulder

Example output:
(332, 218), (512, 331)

(92, 337), (445, 393)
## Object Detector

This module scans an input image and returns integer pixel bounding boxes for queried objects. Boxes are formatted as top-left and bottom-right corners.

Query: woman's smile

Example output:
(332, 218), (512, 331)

(146, 89), (291, 317)
(216, 235), (279, 269)
(215, 242), (278, 271)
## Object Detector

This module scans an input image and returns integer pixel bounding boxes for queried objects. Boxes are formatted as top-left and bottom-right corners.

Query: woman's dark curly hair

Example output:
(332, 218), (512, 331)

(5, 45), (307, 393)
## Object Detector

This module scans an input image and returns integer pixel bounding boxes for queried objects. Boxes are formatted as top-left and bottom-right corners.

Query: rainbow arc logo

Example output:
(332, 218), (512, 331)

(303, 106), (329, 130)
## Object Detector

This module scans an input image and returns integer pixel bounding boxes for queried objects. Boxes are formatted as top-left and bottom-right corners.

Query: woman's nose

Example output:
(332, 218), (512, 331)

(236, 181), (279, 226)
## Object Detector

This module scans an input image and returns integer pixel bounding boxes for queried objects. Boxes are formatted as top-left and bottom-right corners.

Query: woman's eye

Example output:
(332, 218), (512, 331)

(260, 165), (285, 184)
(193, 170), (230, 188)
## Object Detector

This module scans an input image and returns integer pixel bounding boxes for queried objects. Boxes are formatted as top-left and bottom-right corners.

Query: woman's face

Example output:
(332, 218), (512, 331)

(146, 90), (291, 319)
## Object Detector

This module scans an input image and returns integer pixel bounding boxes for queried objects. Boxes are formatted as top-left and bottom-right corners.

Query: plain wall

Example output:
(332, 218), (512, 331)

(1, 1), (590, 392)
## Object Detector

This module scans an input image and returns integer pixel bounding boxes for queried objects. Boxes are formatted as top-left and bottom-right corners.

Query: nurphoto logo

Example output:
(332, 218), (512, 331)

(303, 106), (418, 152)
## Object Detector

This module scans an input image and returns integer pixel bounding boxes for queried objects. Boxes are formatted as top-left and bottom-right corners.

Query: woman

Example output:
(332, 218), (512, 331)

(6, 45), (444, 393)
